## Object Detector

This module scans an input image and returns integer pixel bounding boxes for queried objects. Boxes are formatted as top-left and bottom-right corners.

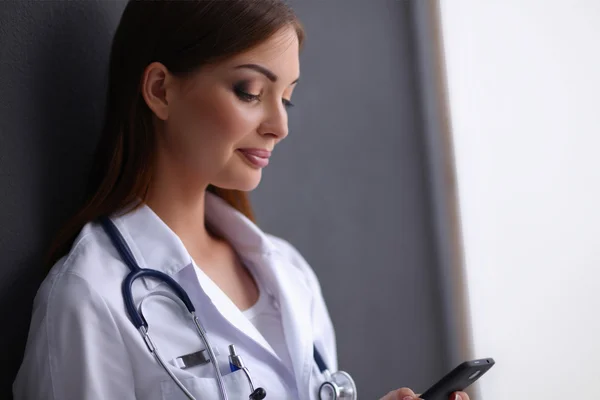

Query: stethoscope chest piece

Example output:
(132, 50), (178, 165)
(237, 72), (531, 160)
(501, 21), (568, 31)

(318, 370), (357, 400)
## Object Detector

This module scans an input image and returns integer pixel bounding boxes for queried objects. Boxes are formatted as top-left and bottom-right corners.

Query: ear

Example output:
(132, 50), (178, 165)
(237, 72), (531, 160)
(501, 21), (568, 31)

(140, 62), (174, 121)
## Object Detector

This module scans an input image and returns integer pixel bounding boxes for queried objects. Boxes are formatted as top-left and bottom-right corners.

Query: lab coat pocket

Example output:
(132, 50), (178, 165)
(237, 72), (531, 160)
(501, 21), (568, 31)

(160, 369), (250, 399)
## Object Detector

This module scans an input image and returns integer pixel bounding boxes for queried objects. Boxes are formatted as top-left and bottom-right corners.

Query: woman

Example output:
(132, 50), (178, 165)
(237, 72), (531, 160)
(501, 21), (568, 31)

(13, 1), (470, 399)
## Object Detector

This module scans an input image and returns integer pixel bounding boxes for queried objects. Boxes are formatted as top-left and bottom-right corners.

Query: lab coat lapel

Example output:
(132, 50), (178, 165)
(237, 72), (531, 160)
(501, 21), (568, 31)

(256, 251), (315, 400)
(181, 262), (279, 361)
(203, 192), (316, 397)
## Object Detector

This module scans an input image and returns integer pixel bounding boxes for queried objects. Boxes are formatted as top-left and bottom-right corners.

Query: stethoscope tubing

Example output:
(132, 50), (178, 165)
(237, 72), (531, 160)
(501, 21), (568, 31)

(100, 216), (229, 400)
(99, 215), (356, 400)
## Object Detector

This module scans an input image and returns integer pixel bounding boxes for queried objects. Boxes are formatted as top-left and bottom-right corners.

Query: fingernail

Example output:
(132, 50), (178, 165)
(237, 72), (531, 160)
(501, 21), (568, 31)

(402, 397), (413, 400)
(454, 394), (462, 400)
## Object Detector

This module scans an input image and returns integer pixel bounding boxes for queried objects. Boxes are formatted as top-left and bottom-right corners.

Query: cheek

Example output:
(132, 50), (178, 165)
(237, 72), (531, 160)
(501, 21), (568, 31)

(163, 88), (263, 182)
(175, 90), (258, 150)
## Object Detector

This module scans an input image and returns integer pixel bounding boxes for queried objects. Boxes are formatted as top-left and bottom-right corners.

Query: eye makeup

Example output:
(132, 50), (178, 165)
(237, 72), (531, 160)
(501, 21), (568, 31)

(232, 80), (294, 108)
(233, 81), (261, 102)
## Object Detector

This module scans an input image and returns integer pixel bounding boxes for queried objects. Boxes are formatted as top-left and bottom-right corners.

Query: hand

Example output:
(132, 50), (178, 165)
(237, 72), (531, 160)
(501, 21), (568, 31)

(378, 387), (470, 400)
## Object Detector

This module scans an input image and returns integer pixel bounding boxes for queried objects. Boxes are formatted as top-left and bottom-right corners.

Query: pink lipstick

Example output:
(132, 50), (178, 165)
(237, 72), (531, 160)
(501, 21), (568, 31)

(237, 148), (271, 168)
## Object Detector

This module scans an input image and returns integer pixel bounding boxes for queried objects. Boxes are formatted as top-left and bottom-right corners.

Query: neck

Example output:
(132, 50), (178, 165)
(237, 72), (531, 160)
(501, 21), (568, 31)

(145, 159), (216, 257)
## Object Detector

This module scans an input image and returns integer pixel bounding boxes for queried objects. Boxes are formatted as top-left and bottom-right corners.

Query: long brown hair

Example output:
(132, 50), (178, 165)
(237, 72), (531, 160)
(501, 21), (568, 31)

(46, 0), (304, 267)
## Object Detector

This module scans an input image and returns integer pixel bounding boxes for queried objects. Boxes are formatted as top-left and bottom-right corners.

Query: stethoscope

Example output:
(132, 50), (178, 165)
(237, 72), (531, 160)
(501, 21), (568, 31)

(100, 216), (357, 400)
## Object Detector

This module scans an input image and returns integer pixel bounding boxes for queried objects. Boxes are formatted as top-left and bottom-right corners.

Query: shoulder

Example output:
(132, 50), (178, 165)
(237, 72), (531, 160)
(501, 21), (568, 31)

(39, 221), (127, 314)
(16, 222), (135, 399)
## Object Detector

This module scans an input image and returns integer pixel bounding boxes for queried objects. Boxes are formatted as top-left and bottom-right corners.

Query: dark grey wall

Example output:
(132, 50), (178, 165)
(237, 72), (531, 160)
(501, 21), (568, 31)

(0, 1), (127, 397)
(252, 1), (449, 398)
(0, 1), (451, 399)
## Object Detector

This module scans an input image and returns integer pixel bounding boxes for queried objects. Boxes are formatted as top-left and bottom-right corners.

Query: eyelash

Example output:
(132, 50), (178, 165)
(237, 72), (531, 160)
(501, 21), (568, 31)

(234, 84), (294, 109)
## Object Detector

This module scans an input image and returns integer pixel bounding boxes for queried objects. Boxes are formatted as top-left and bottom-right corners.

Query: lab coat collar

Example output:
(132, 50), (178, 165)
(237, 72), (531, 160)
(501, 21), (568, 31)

(109, 202), (190, 287)
(109, 191), (279, 289)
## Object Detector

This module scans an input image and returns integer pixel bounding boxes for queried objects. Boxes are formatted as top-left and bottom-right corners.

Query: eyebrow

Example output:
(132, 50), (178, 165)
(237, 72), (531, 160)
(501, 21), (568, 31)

(235, 63), (300, 85)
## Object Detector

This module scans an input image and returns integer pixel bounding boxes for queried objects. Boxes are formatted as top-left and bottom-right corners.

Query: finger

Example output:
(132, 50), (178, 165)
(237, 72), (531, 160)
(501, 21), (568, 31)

(394, 387), (418, 399)
(379, 391), (398, 400)
(451, 391), (470, 400)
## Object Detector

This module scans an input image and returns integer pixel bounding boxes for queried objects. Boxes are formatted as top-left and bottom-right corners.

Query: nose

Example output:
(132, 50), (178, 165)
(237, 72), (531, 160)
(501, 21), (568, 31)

(258, 99), (289, 141)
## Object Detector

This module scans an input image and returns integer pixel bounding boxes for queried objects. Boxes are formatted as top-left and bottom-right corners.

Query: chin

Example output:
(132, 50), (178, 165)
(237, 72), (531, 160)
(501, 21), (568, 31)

(236, 180), (261, 192)
(214, 174), (262, 192)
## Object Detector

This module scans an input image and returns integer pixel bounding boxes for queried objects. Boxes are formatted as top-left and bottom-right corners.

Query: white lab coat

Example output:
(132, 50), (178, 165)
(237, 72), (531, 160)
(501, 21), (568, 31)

(13, 192), (338, 400)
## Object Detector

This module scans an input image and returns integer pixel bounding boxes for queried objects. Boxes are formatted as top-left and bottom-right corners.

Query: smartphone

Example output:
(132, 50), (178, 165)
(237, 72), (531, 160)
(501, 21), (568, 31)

(420, 358), (495, 400)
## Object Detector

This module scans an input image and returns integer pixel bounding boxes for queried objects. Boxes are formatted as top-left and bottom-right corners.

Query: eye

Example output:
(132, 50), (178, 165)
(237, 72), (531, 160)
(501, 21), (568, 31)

(233, 82), (261, 102)
(282, 98), (294, 109)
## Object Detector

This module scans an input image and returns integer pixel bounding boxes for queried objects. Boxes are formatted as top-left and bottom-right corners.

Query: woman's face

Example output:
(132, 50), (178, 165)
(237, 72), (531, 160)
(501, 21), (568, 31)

(151, 26), (300, 192)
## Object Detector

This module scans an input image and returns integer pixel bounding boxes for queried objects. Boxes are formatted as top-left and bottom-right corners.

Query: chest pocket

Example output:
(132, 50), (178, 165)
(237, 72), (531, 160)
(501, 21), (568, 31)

(160, 369), (251, 400)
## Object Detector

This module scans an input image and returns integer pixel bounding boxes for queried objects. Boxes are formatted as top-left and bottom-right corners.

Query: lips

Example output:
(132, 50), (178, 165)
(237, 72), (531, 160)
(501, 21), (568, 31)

(237, 148), (271, 168)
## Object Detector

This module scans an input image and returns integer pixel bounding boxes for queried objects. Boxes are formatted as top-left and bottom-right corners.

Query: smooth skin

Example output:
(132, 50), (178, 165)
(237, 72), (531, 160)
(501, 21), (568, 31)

(141, 24), (465, 400)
